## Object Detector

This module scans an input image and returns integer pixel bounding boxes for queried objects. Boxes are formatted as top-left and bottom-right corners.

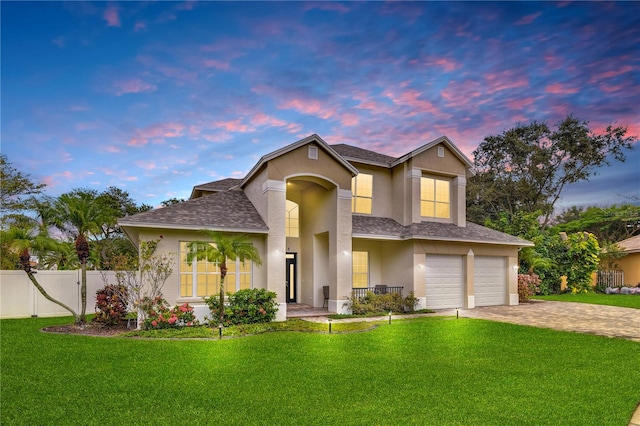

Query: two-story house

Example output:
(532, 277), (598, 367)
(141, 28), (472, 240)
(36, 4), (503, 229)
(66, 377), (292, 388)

(119, 134), (532, 320)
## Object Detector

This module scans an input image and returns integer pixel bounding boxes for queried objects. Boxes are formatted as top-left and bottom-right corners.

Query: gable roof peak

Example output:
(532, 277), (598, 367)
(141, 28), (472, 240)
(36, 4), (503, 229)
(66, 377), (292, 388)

(239, 134), (359, 187)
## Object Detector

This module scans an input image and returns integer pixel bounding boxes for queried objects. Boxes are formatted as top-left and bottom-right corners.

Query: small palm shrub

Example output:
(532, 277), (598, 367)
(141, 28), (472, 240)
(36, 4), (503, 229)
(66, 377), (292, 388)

(141, 296), (197, 329)
(204, 288), (278, 326)
(94, 284), (128, 326)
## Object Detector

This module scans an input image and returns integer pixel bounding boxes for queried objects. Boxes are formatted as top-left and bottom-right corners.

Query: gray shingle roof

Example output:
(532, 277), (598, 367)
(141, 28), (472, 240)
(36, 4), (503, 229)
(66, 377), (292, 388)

(193, 178), (242, 192)
(331, 144), (397, 167)
(119, 190), (268, 232)
(352, 216), (532, 246)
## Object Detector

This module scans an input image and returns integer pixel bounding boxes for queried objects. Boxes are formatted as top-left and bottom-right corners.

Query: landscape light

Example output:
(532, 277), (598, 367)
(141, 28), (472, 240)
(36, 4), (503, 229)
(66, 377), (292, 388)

(218, 323), (223, 339)
(328, 317), (332, 334)
(388, 311), (392, 324)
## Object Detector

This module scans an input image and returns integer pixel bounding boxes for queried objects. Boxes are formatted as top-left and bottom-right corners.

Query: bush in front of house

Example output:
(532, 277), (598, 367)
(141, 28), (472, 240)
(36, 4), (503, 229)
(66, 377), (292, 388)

(518, 274), (540, 302)
(141, 296), (198, 330)
(94, 284), (128, 326)
(347, 291), (418, 315)
(204, 288), (278, 326)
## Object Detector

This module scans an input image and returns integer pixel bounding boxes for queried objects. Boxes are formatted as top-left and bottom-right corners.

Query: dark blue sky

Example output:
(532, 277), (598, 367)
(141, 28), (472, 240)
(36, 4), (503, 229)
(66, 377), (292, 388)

(2, 1), (638, 210)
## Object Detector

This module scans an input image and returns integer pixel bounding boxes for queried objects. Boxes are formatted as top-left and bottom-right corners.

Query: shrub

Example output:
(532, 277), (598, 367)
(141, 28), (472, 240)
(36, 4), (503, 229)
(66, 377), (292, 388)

(94, 284), (128, 326)
(346, 291), (418, 315)
(204, 288), (278, 326)
(140, 296), (198, 330)
(518, 274), (540, 302)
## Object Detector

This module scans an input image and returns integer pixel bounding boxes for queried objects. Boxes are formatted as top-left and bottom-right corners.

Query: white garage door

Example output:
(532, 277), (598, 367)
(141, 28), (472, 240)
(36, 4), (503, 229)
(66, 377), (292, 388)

(425, 255), (464, 309)
(474, 256), (507, 306)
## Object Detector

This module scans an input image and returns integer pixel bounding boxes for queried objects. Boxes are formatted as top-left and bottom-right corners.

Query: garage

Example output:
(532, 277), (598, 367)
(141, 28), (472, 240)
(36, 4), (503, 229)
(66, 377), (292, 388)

(474, 256), (507, 306)
(425, 255), (464, 309)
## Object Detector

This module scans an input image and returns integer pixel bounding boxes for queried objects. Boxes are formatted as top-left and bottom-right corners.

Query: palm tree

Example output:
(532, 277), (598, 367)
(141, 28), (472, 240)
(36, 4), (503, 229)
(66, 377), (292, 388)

(1, 226), (79, 321)
(187, 231), (262, 324)
(53, 189), (108, 323)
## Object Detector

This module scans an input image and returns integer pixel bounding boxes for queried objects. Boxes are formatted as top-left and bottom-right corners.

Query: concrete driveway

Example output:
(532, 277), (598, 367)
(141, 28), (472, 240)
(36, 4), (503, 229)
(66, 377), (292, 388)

(455, 300), (640, 342)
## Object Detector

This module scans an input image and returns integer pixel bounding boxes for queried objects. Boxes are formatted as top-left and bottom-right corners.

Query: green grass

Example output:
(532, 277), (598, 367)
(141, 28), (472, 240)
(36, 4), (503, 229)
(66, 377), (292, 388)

(2, 316), (639, 425)
(533, 292), (640, 309)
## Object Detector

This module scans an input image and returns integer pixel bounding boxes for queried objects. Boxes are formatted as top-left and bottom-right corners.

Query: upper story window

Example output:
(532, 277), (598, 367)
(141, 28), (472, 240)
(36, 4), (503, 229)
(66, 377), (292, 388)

(420, 176), (450, 219)
(351, 173), (373, 214)
(286, 200), (299, 238)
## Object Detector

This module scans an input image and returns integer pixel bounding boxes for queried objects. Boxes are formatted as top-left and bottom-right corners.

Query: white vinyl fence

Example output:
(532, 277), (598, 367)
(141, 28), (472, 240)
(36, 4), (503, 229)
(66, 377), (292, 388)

(0, 270), (121, 319)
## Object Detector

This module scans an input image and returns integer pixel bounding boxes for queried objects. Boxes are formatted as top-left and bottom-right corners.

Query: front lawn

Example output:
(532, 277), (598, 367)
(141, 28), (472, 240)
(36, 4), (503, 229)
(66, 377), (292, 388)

(1, 316), (639, 425)
(533, 292), (640, 309)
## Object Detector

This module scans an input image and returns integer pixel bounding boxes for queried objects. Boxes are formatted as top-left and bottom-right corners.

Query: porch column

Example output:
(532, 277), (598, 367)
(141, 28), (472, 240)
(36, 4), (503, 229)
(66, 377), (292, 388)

(331, 188), (353, 314)
(464, 249), (475, 309)
(508, 256), (519, 305)
(264, 179), (287, 321)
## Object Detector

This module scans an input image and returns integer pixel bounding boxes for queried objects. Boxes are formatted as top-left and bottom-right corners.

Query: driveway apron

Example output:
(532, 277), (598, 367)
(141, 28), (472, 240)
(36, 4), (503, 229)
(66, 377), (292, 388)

(456, 300), (640, 342)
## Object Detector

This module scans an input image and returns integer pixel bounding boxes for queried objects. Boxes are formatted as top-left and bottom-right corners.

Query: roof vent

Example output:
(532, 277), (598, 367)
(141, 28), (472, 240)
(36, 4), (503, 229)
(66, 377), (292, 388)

(308, 145), (318, 160)
(437, 146), (445, 158)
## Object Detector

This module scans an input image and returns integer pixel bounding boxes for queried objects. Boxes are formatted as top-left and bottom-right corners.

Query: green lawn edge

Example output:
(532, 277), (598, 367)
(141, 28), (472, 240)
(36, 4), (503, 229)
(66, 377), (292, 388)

(533, 292), (640, 309)
(2, 315), (639, 426)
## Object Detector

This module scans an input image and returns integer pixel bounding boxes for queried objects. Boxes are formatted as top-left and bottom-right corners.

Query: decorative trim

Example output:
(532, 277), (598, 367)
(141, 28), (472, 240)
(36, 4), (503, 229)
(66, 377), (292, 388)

(408, 168), (422, 179)
(262, 179), (286, 193)
(338, 188), (352, 199)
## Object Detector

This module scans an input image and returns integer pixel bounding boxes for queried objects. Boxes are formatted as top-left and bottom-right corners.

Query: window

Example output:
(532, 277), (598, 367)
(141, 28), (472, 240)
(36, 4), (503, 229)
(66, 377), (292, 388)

(352, 251), (369, 288)
(179, 242), (253, 298)
(421, 176), (450, 219)
(286, 200), (299, 238)
(351, 173), (373, 214)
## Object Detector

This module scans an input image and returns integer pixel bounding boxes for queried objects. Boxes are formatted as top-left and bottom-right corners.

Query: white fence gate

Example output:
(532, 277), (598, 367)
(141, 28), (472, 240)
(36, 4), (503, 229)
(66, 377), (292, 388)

(0, 270), (121, 319)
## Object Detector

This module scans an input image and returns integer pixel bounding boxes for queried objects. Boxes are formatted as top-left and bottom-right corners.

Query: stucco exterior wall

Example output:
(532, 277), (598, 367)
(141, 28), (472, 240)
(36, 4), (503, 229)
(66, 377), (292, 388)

(243, 167), (268, 223)
(132, 228), (268, 308)
(618, 253), (640, 286)
(268, 144), (353, 190)
(351, 163), (393, 218)
(410, 144), (468, 176)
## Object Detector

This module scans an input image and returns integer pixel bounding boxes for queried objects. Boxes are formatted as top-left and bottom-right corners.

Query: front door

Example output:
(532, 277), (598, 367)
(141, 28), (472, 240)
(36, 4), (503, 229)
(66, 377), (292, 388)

(285, 253), (297, 303)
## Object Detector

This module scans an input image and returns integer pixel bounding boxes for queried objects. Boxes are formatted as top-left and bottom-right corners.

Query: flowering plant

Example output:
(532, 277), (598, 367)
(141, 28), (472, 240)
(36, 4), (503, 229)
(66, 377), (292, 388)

(518, 273), (540, 302)
(141, 296), (198, 329)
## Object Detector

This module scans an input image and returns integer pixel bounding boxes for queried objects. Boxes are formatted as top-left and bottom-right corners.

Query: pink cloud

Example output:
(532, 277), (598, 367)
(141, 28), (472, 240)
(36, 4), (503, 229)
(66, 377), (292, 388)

(545, 83), (579, 94)
(515, 12), (542, 25)
(128, 122), (186, 146)
(483, 71), (529, 93)
(135, 160), (158, 170)
(252, 113), (287, 127)
(340, 113), (359, 127)
(213, 119), (250, 133)
(202, 59), (230, 70)
(589, 65), (635, 83)
(384, 89), (441, 116)
(103, 5), (121, 27)
(112, 78), (157, 96)
(507, 97), (536, 110)
(105, 146), (122, 153)
(598, 83), (626, 94)
(278, 98), (334, 120)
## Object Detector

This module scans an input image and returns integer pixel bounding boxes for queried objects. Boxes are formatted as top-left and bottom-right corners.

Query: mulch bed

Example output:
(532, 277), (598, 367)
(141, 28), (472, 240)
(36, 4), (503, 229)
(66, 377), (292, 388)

(42, 320), (134, 337)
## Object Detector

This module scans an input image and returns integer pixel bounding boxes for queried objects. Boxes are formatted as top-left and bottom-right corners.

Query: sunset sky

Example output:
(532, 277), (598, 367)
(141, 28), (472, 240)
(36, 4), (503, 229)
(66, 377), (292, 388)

(2, 1), (638, 212)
